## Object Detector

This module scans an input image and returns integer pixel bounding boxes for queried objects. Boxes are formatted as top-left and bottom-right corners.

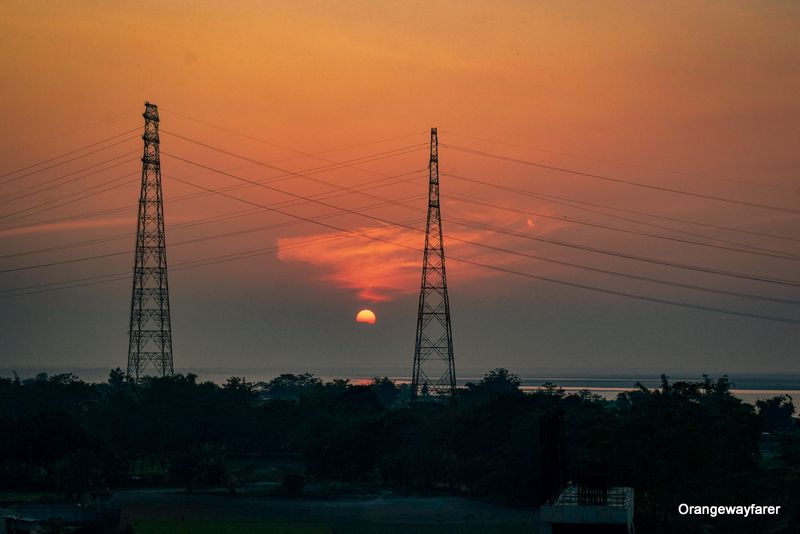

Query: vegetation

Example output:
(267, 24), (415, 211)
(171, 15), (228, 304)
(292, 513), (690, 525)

(0, 369), (797, 533)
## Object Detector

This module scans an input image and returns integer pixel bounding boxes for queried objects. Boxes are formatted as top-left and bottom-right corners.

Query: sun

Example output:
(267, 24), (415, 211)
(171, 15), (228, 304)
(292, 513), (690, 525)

(356, 309), (377, 325)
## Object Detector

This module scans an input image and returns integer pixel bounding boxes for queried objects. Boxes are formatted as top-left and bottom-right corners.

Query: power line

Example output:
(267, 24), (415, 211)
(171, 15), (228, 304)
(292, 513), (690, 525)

(168, 194), (423, 249)
(0, 153), (139, 210)
(443, 171), (800, 246)
(160, 106), (427, 158)
(0, 170), (425, 259)
(0, 216), (423, 298)
(441, 130), (798, 193)
(7, 237), (797, 324)
(160, 132), (800, 264)
(0, 187), (425, 274)
(160, 148), (800, 303)
(0, 109), (138, 158)
(160, 146), (800, 288)
(161, 129), (426, 185)
(5, 208), (797, 315)
(5, 175), (794, 307)
(170, 112), (756, 265)
(0, 135), (140, 187)
(6, 136), (777, 302)
(160, 152), (800, 289)
(454, 215), (800, 287)
(450, 258), (800, 325)
(1, 198), (136, 235)
(0, 230), (379, 299)
(441, 144), (800, 216)
(161, 116), (431, 191)
(201, 151), (800, 302)
(491, 189), (797, 257)
(162, 129), (432, 201)
(0, 127), (140, 180)
(166, 132), (800, 272)
(0, 173), (139, 225)
(5, 229), (799, 325)
(3, 154), (797, 324)
(167, 126), (796, 257)
(3, 130), (796, 320)
(161, 144), (426, 204)
(132, 168), (800, 325)
(443, 216), (800, 306)
(446, 192), (800, 262)
(0, 145), (427, 233)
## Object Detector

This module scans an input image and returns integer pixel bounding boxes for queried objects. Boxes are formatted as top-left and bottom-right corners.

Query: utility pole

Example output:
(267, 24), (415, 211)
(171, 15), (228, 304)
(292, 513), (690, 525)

(411, 127), (456, 400)
(127, 102), (174, 380)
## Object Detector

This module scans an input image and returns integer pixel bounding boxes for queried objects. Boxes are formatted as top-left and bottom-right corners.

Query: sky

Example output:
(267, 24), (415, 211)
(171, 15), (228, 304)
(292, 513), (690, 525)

(0, 0), (799, 380)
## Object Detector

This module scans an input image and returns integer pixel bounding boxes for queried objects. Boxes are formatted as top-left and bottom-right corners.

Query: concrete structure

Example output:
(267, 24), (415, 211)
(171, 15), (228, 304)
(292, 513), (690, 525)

(539, 485), (635, 534)
(3, 516), (46, 534)
(3, 494), (119, 534)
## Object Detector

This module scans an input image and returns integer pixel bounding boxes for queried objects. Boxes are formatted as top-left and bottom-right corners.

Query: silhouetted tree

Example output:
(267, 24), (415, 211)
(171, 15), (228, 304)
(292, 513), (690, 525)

(261, 373), (321, 400)
(756, 395), (795, 433)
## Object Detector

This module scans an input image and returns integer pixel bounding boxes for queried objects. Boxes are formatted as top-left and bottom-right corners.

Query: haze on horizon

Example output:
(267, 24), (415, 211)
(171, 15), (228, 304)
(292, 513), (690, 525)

(0, 0), (799, 378)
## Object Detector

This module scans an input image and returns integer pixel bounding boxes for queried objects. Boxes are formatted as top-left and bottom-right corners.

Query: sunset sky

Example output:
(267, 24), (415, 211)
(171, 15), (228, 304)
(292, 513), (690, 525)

(1, 1), (798, 378)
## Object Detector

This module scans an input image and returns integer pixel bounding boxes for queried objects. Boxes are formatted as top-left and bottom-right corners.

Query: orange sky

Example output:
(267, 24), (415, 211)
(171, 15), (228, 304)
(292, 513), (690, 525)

(2, 1), (798, 166)
(0, 1), (798, 375)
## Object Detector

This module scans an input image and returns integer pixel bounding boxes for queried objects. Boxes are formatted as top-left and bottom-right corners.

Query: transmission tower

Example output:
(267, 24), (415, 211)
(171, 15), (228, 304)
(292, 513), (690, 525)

(127, 102), (174, 380)
(411, 127), (456, 400)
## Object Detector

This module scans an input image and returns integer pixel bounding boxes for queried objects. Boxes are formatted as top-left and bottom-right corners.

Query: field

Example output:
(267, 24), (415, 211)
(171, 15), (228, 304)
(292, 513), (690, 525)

(118, 491), (535, 533)
(134, 520), (331, 534)
(132, 521), (534, 534)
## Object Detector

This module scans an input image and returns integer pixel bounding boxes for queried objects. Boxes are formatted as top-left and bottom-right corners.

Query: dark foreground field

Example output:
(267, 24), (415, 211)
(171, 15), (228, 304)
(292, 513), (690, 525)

(119, 490), (533, 533)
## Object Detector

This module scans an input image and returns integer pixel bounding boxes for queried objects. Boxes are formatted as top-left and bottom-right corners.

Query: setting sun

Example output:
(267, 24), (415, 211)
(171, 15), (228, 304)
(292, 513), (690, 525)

(356, 309), (377, 325)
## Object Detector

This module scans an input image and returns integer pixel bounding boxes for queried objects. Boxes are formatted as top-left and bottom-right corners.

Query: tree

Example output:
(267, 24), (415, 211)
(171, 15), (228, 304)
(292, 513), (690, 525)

(464, 368), (522, 401)
(371, 377), (400, 407)
(262, 373), (320, 401)
(222, 376), (257, 404)
(108, 367), (126, 387)
(756, 395), (795, 433)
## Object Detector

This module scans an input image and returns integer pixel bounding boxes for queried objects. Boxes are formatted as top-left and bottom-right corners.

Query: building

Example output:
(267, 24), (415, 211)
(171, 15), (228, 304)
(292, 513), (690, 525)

(3, 493), (119, 534)
(539, 484), (635, 534)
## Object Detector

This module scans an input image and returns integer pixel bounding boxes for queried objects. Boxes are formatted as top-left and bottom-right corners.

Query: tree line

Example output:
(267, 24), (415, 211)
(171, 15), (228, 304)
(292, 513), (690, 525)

(0, 368), (797, 533)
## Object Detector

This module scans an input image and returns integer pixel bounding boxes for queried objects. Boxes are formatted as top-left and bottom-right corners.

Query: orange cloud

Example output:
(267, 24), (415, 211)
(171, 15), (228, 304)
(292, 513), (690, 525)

(0, 218), (134, 238)
(276, 201), (569, 302)
(277, 225), (428, 302)
(0, 213), (206, 238)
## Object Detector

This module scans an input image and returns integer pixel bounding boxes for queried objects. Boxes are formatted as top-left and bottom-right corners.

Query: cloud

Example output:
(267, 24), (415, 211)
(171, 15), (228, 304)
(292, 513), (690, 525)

(276, 201), (569, 302)
(277, 225), (431, 302)
(0, 213), (205, 239)
(0, 218), (134, 238)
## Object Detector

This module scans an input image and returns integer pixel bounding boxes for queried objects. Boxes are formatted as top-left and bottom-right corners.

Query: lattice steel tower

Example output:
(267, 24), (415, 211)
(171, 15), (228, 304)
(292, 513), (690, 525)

(411, 128), (456, 400)
(127, 102), (174, 380)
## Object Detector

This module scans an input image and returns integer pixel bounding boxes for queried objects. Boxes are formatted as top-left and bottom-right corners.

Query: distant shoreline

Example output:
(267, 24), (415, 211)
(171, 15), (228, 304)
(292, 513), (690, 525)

(2, 366), (797, 404)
